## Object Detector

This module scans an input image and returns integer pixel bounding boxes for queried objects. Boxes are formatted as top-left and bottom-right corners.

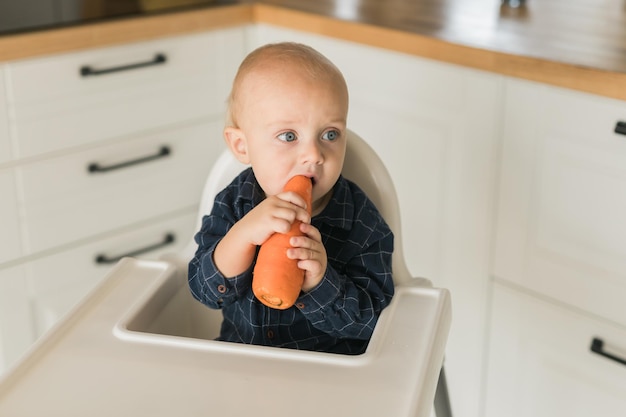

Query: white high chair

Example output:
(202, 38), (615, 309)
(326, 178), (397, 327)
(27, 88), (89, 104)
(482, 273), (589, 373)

(177, 130), (453, 416)
(0, 131), (451, 417)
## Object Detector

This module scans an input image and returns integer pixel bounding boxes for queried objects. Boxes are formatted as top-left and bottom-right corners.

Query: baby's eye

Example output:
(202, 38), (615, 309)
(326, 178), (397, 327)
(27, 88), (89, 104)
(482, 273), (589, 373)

(322, 129), (340, 141)
(277, 131), (297, 142)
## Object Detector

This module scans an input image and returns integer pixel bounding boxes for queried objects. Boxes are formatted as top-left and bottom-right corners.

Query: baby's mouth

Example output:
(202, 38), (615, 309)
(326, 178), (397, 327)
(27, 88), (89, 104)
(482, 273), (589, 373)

(303, 174), (316, 186)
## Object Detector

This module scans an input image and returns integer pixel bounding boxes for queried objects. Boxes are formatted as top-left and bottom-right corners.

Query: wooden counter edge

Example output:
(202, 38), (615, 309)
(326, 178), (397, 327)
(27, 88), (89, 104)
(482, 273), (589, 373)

(0, 2), (624, 101)
(0, 4), (253, 62)
(254, 4), (626, 102)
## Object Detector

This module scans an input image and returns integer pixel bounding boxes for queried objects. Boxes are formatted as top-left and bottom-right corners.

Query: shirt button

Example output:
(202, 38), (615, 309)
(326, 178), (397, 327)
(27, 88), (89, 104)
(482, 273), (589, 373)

(217, 284), (226, 293)
(296, 302), (305, 309)
(267, 330), (274, 339)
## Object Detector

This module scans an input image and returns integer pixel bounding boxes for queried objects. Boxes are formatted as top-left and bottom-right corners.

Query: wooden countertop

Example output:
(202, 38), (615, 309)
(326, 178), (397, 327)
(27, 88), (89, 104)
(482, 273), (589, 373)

(0, 0), (625, 101)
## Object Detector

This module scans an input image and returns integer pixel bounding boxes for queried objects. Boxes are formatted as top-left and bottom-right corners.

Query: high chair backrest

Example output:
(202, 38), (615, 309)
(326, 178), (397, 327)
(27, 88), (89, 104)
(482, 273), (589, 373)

(183, 130), (414, 286)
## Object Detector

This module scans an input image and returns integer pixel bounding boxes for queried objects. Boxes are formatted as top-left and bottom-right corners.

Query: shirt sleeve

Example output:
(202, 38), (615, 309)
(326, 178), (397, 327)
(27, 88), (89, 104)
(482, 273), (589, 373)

(295, 217), (394, 341)
(188, 192), (253, 310)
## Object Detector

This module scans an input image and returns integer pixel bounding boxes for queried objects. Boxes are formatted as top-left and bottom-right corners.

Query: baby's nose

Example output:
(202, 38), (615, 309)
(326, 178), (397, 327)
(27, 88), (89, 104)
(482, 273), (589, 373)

(301, 141), (324, 165)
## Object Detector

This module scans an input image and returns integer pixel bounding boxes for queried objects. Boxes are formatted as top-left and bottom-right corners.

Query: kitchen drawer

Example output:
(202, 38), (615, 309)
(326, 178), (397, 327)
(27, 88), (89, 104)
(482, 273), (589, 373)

(6, 27), (245, 158)
(493, 78), (626, 325)
(0, 67), (10, 164)
(27, 210), (196, 338)
(0, 168), (22, 264)
(18, 120), (224, 255)
(485, 283), (626, 417)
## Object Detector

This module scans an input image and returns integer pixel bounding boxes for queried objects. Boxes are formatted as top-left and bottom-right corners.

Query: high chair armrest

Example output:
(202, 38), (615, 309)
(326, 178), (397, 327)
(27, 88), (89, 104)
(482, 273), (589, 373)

(366, 282), (451, 416)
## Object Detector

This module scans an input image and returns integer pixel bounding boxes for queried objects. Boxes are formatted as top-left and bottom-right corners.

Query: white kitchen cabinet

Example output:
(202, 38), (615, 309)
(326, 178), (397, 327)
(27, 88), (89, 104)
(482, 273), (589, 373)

(0, 71), (17, 266)
(0, 211), (196, 373)
(0, 266), (32, 374)
(0, 26), (247, 375)
(250, 25), (502, 417)
(28, 211), (197, 338)
(17, 120), (223, 255)
(493, 78), (626, 326)
(485, 283), (626, 417)
(0, 68), (10, 164)
(487, 78), (626, 416)
(5, 29), (239, 159)
(0, 169), (21, 264)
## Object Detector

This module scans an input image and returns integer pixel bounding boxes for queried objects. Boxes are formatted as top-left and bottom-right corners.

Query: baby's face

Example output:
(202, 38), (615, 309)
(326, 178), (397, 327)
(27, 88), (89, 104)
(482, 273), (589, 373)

(235, 64), (348, 215)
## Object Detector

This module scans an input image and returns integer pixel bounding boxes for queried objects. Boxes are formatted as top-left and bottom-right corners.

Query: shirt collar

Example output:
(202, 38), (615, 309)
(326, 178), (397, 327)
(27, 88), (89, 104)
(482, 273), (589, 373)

(238, 168), (266, 207)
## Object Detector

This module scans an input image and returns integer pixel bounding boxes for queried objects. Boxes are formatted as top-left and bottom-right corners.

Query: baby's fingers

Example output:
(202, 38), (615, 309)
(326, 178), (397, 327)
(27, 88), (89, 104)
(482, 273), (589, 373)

(298, 222), (321, 240)
(276, 191), (311, 224)
(286, 236), (326, 292)
(261, 196), (309, 227)
(288, 228), (324, 261)
(286, 245), (319, 263)
(277, 190), (308, 210)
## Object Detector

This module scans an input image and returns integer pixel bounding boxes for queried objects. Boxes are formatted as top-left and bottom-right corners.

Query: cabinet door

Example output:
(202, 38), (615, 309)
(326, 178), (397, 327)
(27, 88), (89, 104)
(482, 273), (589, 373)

(17, 121), (224, 255)
(0, 67), (11, 164)
(485, 283), (626, 417)
(27, 211), (196, 339)
(493, 79), (626, 326)
(251, 25), (502, 417)
(0, 169), (22, 264)
(6, 28), (245, 159)
(0, 265), (33, 375)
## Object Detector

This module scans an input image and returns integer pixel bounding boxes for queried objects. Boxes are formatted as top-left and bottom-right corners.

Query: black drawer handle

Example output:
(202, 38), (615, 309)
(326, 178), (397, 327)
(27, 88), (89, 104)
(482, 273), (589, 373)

(615, 121), (626, 136)
(95, 233), (175, 264)
(590, 337), (626, 366)
(80, 53), (167, 77)
(88, 146), (171, 173)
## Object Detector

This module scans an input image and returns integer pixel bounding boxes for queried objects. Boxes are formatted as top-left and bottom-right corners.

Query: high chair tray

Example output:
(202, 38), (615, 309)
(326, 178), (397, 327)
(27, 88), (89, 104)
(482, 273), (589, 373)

(0, 258), (450, 417)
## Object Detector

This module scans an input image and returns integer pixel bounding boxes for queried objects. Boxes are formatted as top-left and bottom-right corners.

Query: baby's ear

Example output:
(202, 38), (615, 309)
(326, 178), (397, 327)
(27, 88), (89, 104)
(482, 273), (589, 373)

(223, 127), (250, 164)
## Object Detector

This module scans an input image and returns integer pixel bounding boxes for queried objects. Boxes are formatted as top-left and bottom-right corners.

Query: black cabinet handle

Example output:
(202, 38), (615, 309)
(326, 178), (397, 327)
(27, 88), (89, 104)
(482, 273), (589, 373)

(80, 53), (167, 77)
(88, 146), (171, 173)
(615, 121), (626, 136)
(590, 337), (626, 366)
(95, 233), (175, 264)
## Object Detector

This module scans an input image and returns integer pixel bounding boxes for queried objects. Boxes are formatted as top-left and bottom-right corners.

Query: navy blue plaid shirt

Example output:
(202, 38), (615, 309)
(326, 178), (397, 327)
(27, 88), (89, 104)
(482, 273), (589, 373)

(188, 168), (394, 355)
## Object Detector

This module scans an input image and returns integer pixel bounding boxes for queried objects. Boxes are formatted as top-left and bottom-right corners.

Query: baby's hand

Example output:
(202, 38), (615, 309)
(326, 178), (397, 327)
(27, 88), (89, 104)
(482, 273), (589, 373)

(287, 223), (327, 292)
(214, 190), (310, 278)
(238, 191), (311, 246)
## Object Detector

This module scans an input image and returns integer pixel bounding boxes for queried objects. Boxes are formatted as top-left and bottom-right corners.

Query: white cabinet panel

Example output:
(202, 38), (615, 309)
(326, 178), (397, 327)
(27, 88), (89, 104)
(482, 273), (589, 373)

(493, 79), (626, 325)
(251, 24), (501, 417)
(0, 25), (247, 376)
(18, 121), (224, 255)
(0, 210), (195, 376)
(0, 168), (22, 264)
(27, 211), (196, 338)
(485, 283), (626, 417)
(0, 67), (11, 164)
(0, 265), (33, 375)
(6, 28), (244, 158)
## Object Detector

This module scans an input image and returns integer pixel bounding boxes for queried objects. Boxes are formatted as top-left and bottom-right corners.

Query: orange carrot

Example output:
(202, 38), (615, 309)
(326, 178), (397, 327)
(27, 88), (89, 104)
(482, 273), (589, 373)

(252, 175), (313, 309)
